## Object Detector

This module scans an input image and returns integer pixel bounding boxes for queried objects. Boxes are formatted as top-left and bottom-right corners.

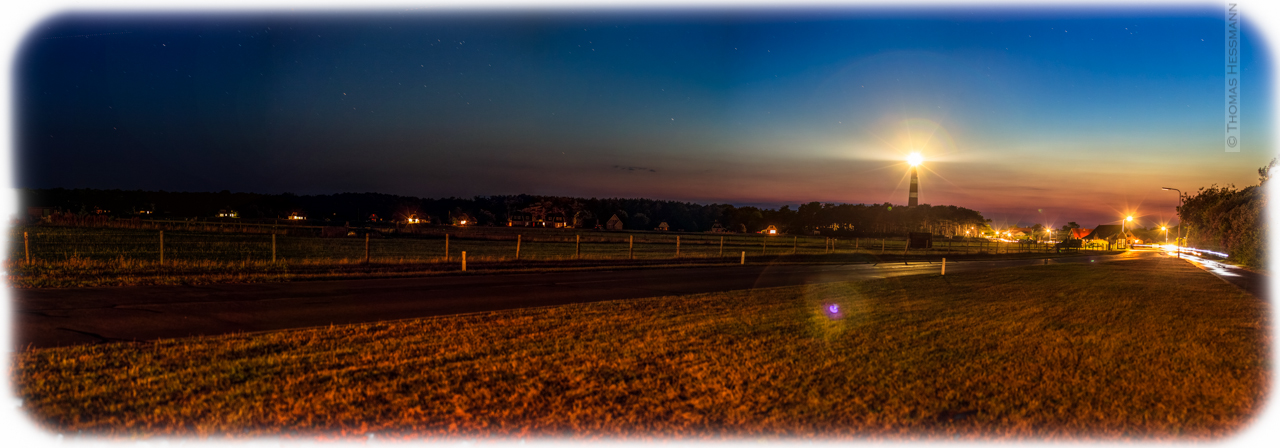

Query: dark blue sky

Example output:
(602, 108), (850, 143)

(16, 7), (1275, 227)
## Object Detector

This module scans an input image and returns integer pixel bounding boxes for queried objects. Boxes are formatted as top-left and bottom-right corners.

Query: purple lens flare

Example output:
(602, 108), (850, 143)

(823, 302), (843, 319)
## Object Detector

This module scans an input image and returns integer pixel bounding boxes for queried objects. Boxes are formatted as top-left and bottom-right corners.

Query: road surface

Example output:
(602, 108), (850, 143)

(1177, 252), (1269, 299)
(11, 250), (1227, 349)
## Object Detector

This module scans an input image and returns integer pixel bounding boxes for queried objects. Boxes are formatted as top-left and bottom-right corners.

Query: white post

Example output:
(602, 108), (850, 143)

(740, 251), (745, 265)
(942, 258), (946, 275)
(462, 251), (467, 271)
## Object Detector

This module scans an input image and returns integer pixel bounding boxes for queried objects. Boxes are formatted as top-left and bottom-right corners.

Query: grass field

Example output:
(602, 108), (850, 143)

(8, 225), (1109, 288)
(13, 257), (1267, 440)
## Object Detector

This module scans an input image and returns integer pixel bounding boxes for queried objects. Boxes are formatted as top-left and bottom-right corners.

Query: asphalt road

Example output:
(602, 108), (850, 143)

(1176, 252), (1269, 299)
(9, 250), (1178, 349)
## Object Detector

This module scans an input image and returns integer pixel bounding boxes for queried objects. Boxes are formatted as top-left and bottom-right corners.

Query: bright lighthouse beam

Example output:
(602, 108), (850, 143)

(907, 152), (924, 167)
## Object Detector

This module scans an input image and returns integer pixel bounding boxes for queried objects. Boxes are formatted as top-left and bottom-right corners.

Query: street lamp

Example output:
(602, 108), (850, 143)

(1123, 216), (1133, 249)
(1161, 226), (1167, 244)
(1162, 187), (1183, 258)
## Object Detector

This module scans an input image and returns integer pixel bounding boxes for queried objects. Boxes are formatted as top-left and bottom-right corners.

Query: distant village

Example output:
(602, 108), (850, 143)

(19, 188), (1158, 247)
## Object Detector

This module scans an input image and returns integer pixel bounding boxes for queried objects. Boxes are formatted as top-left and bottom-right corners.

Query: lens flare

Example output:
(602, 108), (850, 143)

(907, 152), (924, 167)
(822, 302), (844, 320)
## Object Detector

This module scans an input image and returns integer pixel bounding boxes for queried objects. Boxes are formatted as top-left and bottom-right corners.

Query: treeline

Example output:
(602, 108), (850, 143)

(1177, 160), (1271, 269)
(20, 188), (990, 237)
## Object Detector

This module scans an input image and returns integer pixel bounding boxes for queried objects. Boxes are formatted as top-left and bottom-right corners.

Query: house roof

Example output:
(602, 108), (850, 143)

(1084, 225), (1127, 240)
(1070, 228), (1091, 239)
(606, 214), (622, 223)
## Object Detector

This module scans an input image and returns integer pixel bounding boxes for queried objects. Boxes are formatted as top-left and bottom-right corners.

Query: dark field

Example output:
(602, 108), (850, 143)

(8, 225), (1102, 288)
(13, 257), (1267, 440)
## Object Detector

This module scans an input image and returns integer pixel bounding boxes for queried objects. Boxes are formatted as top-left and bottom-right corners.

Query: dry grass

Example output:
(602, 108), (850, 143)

(13, 257), (1268, 440)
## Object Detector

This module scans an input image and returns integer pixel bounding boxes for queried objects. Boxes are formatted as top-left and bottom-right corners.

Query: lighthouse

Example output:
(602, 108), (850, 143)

(908, 166), (919, 207)
(906, 152), (923, 207)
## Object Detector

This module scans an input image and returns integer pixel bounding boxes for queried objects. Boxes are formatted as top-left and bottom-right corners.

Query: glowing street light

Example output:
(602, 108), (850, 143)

(1122, 216), (1134, 249)
(1162, 187), (1184, 258)
(1161, 226), (1168, 244)
(907, 152), (924, 167)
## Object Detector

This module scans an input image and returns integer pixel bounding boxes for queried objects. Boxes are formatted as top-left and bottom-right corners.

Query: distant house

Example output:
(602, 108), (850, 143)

(1081, 225), (1135, 249)
(656, 221), (670, 231)
(287, 212), (305, 220)
(27, 206), (55, 221)
(547, 213), (568, 228)
(405, 214), (422, 224)
(217, 209), (238, 218)
(1069, 228), (1091, 240)
(368, 213), (382, 223)
(452, 213), (472, 226)
(605, 214), (625, 230)
(709, 222), (727, 233)
(508, 212), (534, 227)
(760, 225), (779, 235)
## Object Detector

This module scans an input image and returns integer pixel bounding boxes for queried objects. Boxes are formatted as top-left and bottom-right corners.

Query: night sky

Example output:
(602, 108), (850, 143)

(15, 7), (1275, 228)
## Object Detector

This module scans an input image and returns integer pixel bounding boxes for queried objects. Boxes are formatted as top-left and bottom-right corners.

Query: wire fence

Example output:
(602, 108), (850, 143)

(10, 225), (1084, 266)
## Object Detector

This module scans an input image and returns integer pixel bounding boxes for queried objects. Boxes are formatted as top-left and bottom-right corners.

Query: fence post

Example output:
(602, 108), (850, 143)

(272, 234), (277, 262)
(24, 232), (30, 265)
(763, 236), (767, 255)
(793, 236), (797, 254)
(516, 235), (521, 260)
(365, 233), (370, 263)
(445, 234), (450, 261)
(942, 258), (946, 275)
(462, 251), (466, 271)
(629, 235), (634, 260)
(719, 236), (724, 257)
(903, 239), (908, 265)
(881, 238), (885, 254)
(741, 251), (745, 265)
(159, 230), (164, 265)
(576, 234), (581, 259)
(676, 235), (680, 258)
